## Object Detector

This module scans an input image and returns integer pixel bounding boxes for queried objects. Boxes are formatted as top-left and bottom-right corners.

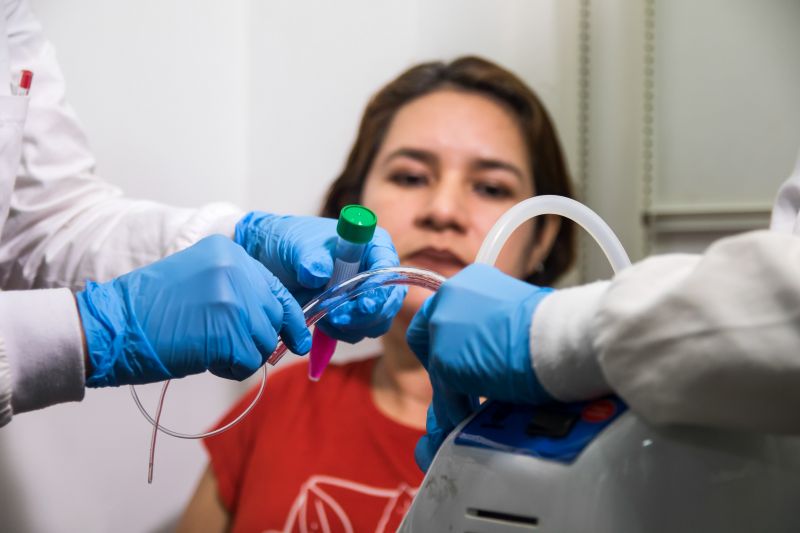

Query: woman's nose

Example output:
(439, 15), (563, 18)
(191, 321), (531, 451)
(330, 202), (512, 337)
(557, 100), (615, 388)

(415, 179), (468, 233)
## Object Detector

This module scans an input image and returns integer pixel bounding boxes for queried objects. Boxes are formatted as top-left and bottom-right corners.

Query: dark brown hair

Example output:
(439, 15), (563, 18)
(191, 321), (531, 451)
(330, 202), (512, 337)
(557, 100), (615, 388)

(321, 56), (575, 285)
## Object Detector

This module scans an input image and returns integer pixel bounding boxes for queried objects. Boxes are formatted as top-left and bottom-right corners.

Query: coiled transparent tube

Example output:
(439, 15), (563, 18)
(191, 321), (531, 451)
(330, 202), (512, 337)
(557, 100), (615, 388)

(131, 266), (445, 481)
(476, 195), (631, 272)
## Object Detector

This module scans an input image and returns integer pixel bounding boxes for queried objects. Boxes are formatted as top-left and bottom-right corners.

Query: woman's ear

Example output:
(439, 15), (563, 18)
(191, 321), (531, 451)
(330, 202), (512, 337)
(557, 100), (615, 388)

(524, 214), (561, 275)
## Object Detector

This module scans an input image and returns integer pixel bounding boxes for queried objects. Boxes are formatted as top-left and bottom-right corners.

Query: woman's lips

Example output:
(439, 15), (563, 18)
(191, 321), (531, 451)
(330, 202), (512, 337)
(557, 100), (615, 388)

(404, 248), (467, 276)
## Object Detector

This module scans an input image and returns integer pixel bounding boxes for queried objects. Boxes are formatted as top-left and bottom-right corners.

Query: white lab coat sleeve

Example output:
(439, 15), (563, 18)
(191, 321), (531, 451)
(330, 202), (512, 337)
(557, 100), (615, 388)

(530, 280), (613, 401)
(769, 148), (800, 234)
(532, 231), (800, 433)
(0, 0), (243, 291)
(533, 230), (800, 433)
(0, 288), (84, 424)
(0, 0), (244, 426)
(593, 230), (800, 433)
(0, 339), (9, 426)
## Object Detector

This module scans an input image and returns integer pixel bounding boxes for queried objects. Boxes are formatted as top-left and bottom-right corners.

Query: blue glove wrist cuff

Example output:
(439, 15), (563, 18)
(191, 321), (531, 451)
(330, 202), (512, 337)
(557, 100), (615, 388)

(77, 280), (170, 387)
(517, 287), (556, 404)
(234, 211), (276, 258)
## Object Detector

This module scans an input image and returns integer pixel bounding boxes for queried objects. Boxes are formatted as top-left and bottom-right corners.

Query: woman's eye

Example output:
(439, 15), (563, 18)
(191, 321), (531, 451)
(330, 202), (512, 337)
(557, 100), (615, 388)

(389, 172), (428, 187)
(474, 182), (513, 199)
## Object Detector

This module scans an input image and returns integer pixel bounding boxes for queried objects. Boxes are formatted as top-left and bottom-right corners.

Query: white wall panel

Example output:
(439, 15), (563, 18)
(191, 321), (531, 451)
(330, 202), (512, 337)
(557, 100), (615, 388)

(245, 0), (578, 215)
(654, 0), (800, 209)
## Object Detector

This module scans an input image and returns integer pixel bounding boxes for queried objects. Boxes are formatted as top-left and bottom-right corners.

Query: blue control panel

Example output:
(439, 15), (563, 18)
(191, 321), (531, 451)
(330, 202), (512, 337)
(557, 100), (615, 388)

(454, 396), (627, 464)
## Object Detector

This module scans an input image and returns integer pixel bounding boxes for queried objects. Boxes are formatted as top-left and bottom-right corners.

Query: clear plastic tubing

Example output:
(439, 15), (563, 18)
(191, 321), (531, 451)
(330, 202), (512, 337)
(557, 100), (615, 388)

(130, 266), (446, 481)
(476, 195), (631, 272)
(133, 194), (631, 481)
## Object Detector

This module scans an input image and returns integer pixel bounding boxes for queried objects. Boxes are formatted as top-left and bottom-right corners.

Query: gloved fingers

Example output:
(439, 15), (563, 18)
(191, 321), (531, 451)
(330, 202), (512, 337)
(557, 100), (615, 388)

(235, 212), (340, 296)
(210, 352), (262, 381)
(261, 267), (313, 356)
(239, 304), (280, 378)
(324, 287), (394, 325)
(347, 286), (406, 331)
(415, 432), (444, 473)
(356, 285), (406, 315)
(209, 310), (272, 381)
(279, 297), (313, 356)
(415, 387), (479, 472)
(233, 211), (270, 254)
(352, 286), (408, 339)
(280, 216), (336, 289)
(412, 381), (479, 472)
(362, 227), (400, 270)
(356, 291), (378, 314)
(430, 373), (478, 431)
(405, 294), (435, 369)
(315, 312), (363, 344)
(414, 405), (447, 472)
(289, 287), (318, 308)
(319, 285), (406, 343)
(294, 238), (335, 289)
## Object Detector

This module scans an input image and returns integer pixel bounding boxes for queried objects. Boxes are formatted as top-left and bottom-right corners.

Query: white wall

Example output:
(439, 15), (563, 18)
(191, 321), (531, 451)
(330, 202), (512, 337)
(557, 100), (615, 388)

(26, 0), (250, 208)
(577, 0), (800, 282)
(0, 2), (578, 532)
(647, 0), (800, 254)
(655, 0), (800, 209)
(246, 0), (579, 215)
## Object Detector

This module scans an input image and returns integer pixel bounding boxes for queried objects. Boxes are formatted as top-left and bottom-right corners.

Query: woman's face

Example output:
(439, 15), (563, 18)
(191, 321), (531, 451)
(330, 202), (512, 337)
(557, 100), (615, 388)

(361, 89), (557, 321)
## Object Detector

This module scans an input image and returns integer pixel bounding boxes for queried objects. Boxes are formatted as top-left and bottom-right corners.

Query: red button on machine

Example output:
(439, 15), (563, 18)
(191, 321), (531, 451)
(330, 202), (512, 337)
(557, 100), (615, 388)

(581, 399), (617, 423)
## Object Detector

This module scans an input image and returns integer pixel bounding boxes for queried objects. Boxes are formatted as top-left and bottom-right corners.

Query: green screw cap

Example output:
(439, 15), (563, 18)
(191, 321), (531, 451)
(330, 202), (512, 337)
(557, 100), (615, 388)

(337, 204), (377, 244)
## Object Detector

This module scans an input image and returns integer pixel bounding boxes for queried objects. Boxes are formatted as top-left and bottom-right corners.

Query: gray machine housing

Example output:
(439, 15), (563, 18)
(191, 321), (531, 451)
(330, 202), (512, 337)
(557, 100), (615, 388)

(400, 402), (800, 533)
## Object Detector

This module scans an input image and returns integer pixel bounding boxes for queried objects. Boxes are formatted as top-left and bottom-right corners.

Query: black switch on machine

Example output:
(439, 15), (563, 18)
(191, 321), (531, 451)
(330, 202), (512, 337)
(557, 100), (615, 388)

(481, 403), (514, 429)
(525, 407), (578, 438)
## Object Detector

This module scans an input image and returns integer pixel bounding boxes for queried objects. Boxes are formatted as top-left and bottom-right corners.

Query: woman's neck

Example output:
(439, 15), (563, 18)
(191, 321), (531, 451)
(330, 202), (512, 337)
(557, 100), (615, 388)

(371, 321), (432, 430)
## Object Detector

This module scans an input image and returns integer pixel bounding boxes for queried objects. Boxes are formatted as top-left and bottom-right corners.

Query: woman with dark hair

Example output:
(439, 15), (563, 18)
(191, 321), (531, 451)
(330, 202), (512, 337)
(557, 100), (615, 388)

(179, 56), (575, 533)
(322, 55), (574, 286)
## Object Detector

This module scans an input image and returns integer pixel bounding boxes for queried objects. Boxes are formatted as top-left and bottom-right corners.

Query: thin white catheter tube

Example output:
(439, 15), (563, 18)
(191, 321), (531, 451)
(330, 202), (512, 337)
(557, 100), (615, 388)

(131, 266), (446, 481)
(475, 195), (631, 273)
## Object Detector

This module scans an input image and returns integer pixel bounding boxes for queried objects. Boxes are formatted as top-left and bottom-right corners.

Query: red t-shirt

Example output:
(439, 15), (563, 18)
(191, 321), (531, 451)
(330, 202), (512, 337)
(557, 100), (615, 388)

(204, 357), (425, 533)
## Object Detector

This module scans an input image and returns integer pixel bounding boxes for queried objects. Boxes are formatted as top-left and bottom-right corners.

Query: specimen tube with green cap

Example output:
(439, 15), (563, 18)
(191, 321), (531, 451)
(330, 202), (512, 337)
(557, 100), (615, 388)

(309, 204), (377, 380)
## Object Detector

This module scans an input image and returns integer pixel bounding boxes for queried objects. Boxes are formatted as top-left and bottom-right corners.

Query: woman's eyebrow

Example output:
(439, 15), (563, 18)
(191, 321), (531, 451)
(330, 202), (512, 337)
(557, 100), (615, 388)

(382, 147), (438, 169)
(473, 158), (525, 182)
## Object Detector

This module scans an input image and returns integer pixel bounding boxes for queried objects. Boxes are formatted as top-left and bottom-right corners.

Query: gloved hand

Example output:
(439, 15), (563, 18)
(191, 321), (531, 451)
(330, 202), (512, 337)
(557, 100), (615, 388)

(235, 212), (406, 343)
(77, 235), (311, 386)
(406, 263), (555, 471)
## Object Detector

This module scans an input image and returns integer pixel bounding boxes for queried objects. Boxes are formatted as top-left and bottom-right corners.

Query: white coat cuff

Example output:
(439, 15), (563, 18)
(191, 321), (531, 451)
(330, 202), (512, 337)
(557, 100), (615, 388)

(0, 339), (11, 426)
(0, 288), (86, 414)
(167, 203), (244, 254)
(530, 281), (612, 401)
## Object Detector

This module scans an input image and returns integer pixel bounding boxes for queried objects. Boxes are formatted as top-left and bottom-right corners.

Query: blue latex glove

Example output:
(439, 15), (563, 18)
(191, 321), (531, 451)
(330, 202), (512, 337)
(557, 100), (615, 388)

(235, 212), (406, 343)
(406, 263), (555, 471)
(77, 235), (311, 386)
